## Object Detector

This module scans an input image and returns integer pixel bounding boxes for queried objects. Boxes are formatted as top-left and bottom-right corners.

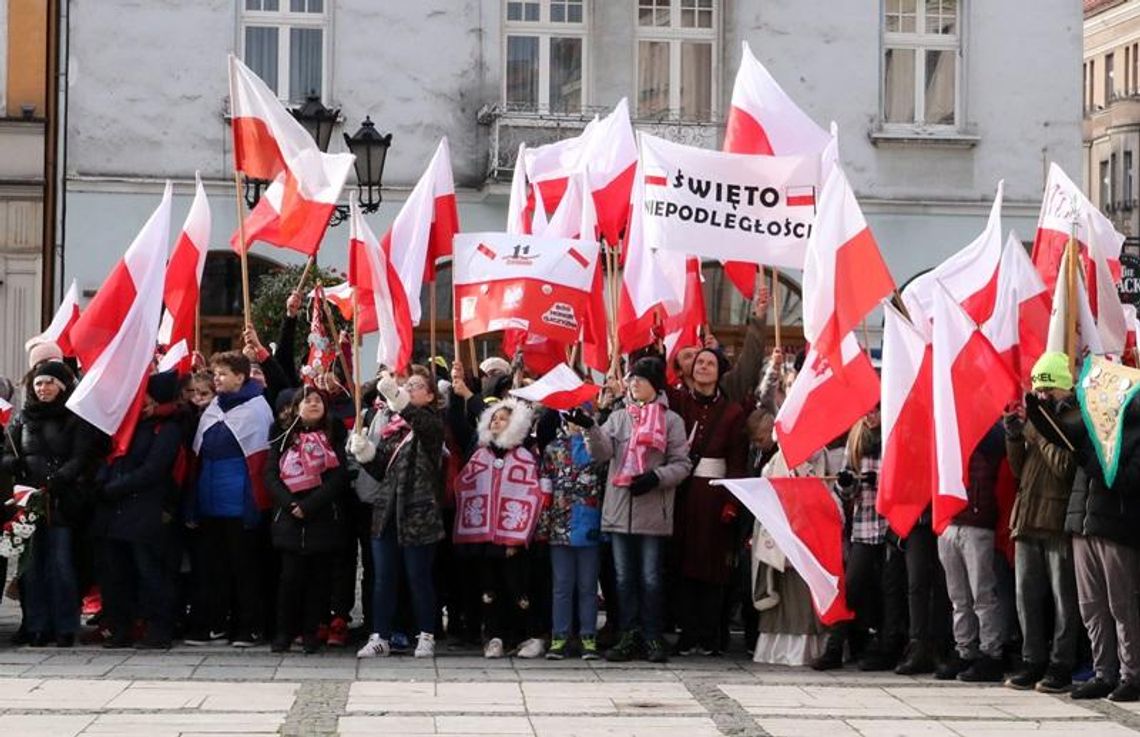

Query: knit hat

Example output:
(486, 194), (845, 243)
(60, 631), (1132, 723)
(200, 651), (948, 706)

(146, 371), (180, 404)
(33, 360), (75, 389)
(629, 356), (665, 394)
(27, 340), (63, 369)
(479, 356), (512, 378)
(1031, 351), (1073, 392)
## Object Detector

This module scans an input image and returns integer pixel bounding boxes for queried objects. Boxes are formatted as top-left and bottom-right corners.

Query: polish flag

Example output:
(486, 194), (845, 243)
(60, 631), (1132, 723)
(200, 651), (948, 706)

(1033, 162), (1124, 294)
(801, 165), (895, 372)
(1088, 233), (1129, 355)
(524, 100), (637, 246)
(661, 257), (707, 383)
(509, 362), (600, 410)
(617, 161), (687, 354)
(775, 333), (880, 469)
(931, 283), (1019, 533)
(722, 41), (834, 298)
(349, 198), (413, 372)
(536, 171), (609, 373)
(878, 303), (935, 538)
(0, 396), (12, 427)
(1045, 243), (1104, 360)
(162, 173), (211, 372)
(67, 184), (173, 458)
(193, 393), (275, 511)
(156, 340), (189, 374)
(453, 232), (600, 344)
(502, 330), (566, 376)
(313, 281), (355, 321)
(228, 54), (354, 256)
(981, 233), (1051, 386)
(506, 143), (532, 235)
(713, 477), (853, 625)
(904, 181), (1005, 338)
(383, 138), (460, 329)
(26, 279), (81, 356)
(1125, 304), (1140, 367)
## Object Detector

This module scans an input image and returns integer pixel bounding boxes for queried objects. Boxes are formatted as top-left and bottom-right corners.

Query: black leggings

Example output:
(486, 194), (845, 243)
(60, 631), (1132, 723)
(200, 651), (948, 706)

(277, 551), (333, 641)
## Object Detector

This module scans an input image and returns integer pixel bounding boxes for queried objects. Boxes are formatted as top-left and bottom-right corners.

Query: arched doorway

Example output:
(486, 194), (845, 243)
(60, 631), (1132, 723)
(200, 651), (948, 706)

(198, 251), (282, 355)
(702, 261), (805, 357)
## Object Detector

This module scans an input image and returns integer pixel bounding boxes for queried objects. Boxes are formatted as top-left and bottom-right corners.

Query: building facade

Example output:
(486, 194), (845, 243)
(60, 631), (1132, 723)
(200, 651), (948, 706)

(0, 0), (52, 387)
(55, 0), (1081, 369)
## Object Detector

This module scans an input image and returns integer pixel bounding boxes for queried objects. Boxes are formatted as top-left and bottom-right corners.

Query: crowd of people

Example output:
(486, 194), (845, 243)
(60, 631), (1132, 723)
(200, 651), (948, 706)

(2, 287), (1140, 704)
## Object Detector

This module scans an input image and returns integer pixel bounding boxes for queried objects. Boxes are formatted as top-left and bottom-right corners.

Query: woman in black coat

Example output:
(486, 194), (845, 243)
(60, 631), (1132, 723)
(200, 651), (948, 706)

(0, 361), (101, 647)
(265, 386), (347, 653)
(93, 371), (186, 649)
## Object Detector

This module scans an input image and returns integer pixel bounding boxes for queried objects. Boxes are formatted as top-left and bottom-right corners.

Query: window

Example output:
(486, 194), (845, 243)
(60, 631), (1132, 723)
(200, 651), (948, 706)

(1101, 159), (1111, 210)
(1112, 152), (1118, 207)
(636, 0), (717, 121)
(1133, 43), (1138, 94)
(1127, 47), (1131, 96)
(1107, 52), (1116, 103)
(503, 0), (585, 113)
(1090, 58), (1096, 109)
(1126, 150), (1134, 204)
(882, 0), (959, 128)
(241, 0), (328, 103)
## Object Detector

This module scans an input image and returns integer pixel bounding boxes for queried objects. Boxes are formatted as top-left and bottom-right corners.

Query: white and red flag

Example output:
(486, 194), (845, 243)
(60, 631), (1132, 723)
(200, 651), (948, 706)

(348, 198), (413, 372)
(453, 232), (599, 344)
(981, 232), (1051, 386)
(660, 257), (708, 381)
(722, 41), (835, 297)
(193, 393), (275, 511)
(0, 396), (12, 427)
(507, 143), (533, 235)
(930, 283), (1019, 532)
(774, 333), (880, 469)
(1033, 162), (1124, 294)
(1088, 232), (1129, 355)
(162, 173), (211, 372)
(524, 100), (637, 245)
(67, 184), (173, 458)
(801, 165), (895, 373)
(713, 477), (853, 625)
(904, 181), (1005, 337)
(639, 132), (821, 268)
(383, 138), (460, 327)
(227, 54), (354, 256)
(509, 363), (600, 411)
(314, 281), (355, 321)
(26, 279), (81, 356)
(617, 161), (687, 354)
(878, 303), (935, 538)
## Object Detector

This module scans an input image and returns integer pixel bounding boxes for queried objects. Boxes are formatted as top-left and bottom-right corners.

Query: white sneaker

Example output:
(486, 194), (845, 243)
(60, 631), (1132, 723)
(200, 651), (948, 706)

(517, 637), (546, 659)
(484, 637), (505, 659)
(414, 632), (435, 658)
(356, 634), (391, 659)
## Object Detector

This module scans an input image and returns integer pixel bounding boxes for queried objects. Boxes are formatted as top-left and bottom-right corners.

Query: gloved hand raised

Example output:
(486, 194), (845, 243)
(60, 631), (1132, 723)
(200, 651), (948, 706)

(347, 431), (377, 464)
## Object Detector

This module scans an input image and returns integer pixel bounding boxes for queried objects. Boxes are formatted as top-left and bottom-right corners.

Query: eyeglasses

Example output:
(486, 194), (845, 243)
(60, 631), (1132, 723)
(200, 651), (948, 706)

(405, 380), (429, 392)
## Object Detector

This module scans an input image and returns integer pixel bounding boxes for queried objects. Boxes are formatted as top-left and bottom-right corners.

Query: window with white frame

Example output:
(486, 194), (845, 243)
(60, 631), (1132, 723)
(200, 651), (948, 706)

(241, 0), (329, 104)
(882, 0), (960, 128)
(503, 0), (585, 113)
(636, 0), (716, 121)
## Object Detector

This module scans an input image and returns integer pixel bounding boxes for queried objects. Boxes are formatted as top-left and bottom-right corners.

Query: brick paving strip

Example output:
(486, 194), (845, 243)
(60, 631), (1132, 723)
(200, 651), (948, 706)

(2, 642), (1140, 735)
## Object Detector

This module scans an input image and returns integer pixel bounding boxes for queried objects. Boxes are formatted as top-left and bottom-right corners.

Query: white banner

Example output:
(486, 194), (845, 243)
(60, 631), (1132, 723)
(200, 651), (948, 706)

(638, 132), (822, 268)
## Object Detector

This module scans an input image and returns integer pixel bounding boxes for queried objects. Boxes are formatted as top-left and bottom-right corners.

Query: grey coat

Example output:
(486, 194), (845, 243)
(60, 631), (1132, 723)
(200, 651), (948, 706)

(585, 393), (692, 536)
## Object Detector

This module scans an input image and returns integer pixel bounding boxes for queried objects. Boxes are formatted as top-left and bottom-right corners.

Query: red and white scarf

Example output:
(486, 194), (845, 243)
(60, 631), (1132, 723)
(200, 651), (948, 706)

(279, 430), (340, 494)
(613, 401), (667, 487)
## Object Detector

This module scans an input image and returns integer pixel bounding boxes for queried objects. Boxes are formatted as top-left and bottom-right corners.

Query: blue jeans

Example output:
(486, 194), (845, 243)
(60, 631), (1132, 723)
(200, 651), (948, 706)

(610, 532), (666, 641)
(550, 544), (600, 638)
(370, 521), (436, 639)
(24, 526), (80, 636)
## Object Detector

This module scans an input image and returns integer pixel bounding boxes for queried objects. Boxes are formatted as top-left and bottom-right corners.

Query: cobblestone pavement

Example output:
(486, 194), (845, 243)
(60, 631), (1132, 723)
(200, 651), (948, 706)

(5, 603), (1140, 736)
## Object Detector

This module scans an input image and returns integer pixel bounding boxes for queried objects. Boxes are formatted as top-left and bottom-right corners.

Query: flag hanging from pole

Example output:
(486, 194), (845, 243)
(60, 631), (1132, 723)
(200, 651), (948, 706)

(26, 279), (81, 356)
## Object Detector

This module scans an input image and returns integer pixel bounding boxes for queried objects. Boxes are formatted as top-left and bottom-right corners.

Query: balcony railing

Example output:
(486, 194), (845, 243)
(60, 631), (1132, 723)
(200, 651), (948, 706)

(479, 103), (722, 182)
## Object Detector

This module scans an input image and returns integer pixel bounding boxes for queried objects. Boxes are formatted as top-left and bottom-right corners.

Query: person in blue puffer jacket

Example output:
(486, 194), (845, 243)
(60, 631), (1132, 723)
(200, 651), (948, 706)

(184, 351), (274, 648)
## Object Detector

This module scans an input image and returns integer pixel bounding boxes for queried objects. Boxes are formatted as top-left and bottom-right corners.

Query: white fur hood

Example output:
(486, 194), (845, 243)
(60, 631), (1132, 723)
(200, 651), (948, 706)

(476, 398), (533, 450)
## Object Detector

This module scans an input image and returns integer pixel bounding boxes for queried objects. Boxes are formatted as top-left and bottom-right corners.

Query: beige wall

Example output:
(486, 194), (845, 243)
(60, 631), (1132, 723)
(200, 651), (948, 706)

(6, 0), (45, 118)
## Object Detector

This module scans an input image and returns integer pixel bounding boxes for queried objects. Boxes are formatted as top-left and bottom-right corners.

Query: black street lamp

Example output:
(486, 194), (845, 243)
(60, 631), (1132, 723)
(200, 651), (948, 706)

(242, 94), (392, 229)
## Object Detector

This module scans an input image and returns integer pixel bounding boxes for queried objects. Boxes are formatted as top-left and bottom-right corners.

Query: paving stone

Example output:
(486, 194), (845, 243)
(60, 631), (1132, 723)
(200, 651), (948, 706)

(104, 680), (297, 711)
(529, 715), (723, 736)
(190, 666), (280, 680)
(346, 680), (525, 713)
(0, 713), (95, 737)
(0, 677), (130, 709)
(520, 681), (705, 714)
(82, 711), (286, 735)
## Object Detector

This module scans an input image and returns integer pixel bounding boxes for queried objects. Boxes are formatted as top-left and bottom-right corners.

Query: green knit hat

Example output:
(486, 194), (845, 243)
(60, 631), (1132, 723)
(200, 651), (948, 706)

(1031, 351), (1073, 392)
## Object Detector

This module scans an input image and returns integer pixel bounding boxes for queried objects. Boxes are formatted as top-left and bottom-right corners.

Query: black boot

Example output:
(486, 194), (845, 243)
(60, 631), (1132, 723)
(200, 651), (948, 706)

(895, 640), (935, 675)
(811, 634), (845, 671)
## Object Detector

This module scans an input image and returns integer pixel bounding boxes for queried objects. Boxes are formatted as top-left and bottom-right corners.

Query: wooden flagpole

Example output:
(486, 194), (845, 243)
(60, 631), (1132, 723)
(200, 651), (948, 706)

(468, 338), (478, 373)
(232, 172), (252, 328)
(607, 241), (621, 376)
(770, 266), (782, 350)
(294, 255), (315, 294)
(352, 286), (362, 429)
(429, 280), (438, 365)
(318, 293), (355, 392)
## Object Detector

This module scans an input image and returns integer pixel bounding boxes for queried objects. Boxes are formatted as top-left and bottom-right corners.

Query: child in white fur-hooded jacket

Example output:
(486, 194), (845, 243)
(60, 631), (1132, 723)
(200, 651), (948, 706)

(452, 398), (551, 659)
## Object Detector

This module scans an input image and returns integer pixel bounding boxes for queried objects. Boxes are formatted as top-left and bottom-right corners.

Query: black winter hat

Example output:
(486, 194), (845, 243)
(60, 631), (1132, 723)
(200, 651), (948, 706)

(629, 356), (665, 394)
(32, 360), (76, 388)
(146, 370), (180, 405)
